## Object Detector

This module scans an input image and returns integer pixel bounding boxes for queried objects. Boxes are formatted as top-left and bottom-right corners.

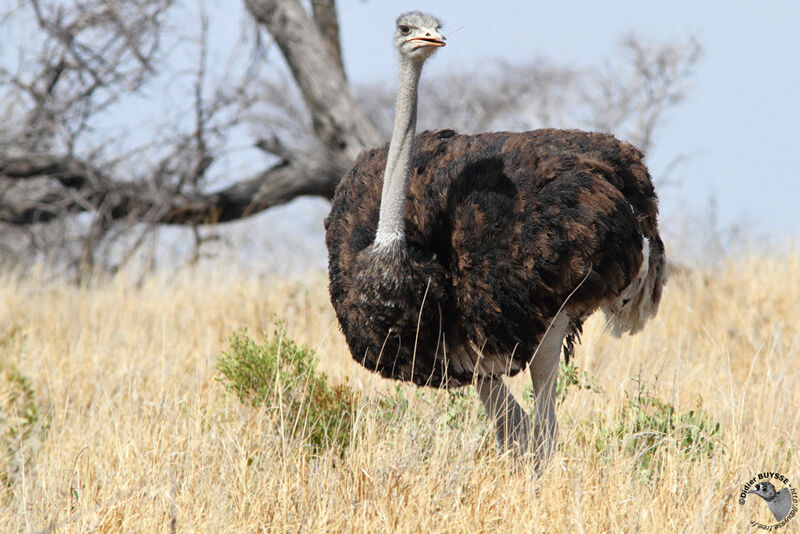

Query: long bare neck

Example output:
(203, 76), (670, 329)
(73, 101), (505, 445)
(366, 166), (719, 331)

(373, 57), (423, 249)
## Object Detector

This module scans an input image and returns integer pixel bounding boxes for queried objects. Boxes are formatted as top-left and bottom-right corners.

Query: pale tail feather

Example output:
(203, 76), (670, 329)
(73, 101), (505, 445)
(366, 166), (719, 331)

(602, 236), (666, 336)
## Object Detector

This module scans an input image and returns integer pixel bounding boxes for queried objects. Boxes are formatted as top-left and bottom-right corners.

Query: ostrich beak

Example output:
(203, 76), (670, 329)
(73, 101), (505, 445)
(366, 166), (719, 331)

(407, 31), (446, 49)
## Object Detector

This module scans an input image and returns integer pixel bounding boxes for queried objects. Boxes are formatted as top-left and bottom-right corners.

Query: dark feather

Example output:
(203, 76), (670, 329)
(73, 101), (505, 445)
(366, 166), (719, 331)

(326, 128), (665, 388)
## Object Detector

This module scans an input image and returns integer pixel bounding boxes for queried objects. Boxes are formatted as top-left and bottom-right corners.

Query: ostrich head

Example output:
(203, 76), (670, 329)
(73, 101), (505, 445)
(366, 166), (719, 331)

(749, 482), (778, 501)
(393, 12), (445, 61)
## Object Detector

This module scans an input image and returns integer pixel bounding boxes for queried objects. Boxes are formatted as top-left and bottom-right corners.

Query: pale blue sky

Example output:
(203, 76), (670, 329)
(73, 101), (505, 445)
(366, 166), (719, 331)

(4, 1), (797, 271)
(336, 1), (800, 242)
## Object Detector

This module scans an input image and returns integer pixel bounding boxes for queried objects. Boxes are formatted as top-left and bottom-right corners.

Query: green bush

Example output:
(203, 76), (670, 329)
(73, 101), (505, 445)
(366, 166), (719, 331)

(217, 324), (357, 454)
(523, 361), (603, 407)
(612, 381), (723, 470)
(218, 326), (723, 470)
(1, 326), (47, 491)
(374, 385), (484, 432)
(525, 362), (722, 471)
(216, 326), (484, 457)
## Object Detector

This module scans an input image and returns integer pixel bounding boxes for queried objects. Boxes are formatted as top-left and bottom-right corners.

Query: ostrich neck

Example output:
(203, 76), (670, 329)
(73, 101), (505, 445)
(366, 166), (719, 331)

(373, 58), (423, 250)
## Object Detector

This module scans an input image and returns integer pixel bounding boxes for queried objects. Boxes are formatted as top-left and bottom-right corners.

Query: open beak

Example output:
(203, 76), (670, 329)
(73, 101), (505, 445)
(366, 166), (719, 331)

(407, 31), (446, 49)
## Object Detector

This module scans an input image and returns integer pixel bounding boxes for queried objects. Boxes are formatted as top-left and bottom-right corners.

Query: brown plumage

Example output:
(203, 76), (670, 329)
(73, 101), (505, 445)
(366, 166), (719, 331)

(326, 128), (665, 387)
(324, 11), (665, 461)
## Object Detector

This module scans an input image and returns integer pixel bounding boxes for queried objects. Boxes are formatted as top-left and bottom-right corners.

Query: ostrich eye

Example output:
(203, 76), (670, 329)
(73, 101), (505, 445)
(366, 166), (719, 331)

(399, 25), (411, 35)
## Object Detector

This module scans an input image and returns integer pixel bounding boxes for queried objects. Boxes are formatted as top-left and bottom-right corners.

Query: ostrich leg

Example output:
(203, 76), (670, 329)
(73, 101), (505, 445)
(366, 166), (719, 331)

(528, 311), (569, 469)
(476, 376), (531, 455)
(476, 374), (531, 455)
(476, 312), (569, 462)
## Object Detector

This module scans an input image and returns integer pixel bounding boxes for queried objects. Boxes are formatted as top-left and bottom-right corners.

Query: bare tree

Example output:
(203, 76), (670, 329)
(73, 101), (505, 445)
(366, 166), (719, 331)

(0, 0), (701, 275)
(583, 34), (702, 154)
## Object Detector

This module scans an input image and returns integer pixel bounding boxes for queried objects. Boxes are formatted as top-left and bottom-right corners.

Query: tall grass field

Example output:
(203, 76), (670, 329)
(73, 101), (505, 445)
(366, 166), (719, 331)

(1, 252), (798, 532)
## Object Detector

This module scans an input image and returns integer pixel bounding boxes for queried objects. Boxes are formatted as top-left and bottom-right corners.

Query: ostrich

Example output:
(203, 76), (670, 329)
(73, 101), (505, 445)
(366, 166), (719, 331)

(325, 12), (666, 466)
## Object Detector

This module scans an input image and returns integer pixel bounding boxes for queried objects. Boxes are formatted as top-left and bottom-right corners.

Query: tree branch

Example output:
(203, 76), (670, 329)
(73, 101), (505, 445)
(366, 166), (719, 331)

(311, 0), (346, 81)
(1, 149), (348, 225)
(244, 0), (380, 160)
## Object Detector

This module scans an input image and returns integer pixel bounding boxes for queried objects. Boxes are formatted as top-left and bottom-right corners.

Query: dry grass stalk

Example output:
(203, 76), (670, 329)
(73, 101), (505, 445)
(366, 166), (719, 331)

(0, 252), (798, 532)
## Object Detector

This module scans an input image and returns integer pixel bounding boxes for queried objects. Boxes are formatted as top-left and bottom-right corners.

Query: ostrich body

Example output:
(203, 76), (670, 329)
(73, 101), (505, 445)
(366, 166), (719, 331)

(325, 12), (666, 462)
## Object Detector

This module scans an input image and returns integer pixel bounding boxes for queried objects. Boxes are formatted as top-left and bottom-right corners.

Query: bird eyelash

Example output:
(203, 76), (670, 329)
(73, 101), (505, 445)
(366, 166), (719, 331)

(444, 25), (464, 38)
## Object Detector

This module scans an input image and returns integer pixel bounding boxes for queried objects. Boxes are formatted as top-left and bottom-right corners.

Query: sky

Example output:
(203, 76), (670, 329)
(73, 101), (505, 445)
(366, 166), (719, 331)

(333, 1), (800, 243)
(3, 1), (798, 272)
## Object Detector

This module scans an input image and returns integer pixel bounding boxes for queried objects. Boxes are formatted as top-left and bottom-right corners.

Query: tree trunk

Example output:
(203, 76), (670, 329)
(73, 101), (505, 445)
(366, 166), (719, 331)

(245, 0), (380, 160)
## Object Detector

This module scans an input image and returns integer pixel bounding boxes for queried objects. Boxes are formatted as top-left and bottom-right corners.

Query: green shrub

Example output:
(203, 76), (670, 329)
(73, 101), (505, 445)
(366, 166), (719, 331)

(523, 361), (603, 407)
(218, 326), (723, 470)
(1, 326), (47, 491)
(217, 324), (357, 454)
(443, 388), (481, 428)
(374, 385), (483, 432)
(525, 362), (722, 471)
(612, 381), (723, 470)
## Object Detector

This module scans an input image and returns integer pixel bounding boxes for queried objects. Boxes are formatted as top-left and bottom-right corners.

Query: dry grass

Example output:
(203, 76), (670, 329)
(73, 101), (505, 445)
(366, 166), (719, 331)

(1, 252), (798, 532)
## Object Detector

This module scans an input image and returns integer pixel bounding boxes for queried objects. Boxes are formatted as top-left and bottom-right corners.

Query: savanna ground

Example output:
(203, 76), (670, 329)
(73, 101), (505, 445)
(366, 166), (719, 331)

(1, 251), (798, 532)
